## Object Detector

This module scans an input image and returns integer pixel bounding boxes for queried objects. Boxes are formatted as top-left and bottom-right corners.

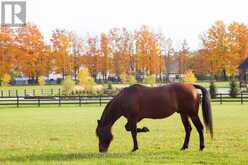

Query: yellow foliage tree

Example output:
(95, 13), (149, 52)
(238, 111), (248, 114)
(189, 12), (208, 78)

(78, 68), (96, 93)
(183, 70), (197, 83)
(38, 76), (46, 86)
(1, 73), (11, 86)
(120, 72), (128, 84)
(127, 75), (137, 85)
(144, 74), (156, 86)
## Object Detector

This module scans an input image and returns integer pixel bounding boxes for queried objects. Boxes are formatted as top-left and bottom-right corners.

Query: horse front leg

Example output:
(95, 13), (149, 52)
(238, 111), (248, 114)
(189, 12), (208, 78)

(136, 127), (149, 132)
(125, 122), (149, 133)
(129, 120), (138, 152)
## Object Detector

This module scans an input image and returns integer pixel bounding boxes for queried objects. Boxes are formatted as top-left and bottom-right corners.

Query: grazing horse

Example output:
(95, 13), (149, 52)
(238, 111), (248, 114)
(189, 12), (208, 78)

(96, 83), (213, 153)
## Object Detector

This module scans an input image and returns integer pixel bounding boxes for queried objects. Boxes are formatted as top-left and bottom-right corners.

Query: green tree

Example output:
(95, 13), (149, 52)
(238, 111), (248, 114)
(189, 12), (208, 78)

(209, 82), (217, 99)
(128, 75), (137, 85)
(144, 74), (156, 85)
(229, 80), (239, 98)
(120, 73), (128, 84)
(62, 75), (75, 95)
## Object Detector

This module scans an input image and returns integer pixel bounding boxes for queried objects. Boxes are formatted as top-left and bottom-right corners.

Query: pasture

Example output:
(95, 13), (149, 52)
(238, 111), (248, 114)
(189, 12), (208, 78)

(0, 104), (247, 165)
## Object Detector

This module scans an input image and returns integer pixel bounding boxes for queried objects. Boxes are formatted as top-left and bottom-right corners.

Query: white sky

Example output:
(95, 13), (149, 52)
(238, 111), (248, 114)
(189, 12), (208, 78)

(12, 0), (248, 49)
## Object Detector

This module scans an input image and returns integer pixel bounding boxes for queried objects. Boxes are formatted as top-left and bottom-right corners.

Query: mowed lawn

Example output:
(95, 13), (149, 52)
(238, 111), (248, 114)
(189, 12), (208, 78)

(0, 104), (247, 165)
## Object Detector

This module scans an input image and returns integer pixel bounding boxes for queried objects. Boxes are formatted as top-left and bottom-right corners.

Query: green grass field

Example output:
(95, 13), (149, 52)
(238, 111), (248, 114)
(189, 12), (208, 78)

(0, 104), (247, 165)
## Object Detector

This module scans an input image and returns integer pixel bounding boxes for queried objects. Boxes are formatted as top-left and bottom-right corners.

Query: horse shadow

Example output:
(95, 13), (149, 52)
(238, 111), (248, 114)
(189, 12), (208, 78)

(0, 152), (133, 162)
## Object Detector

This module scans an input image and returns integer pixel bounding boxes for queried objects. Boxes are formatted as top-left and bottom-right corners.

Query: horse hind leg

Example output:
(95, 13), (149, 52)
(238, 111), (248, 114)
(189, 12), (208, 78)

(191, 115), (205, 151)
(180, 114), (192, 150)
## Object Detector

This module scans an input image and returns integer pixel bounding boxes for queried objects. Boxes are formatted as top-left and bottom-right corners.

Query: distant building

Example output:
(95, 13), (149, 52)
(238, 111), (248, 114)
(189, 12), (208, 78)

(12, 77), (29, 85)
(239, 57), (248, 87)
(47, 72), (63, 84)
(166, 56), (183, 83)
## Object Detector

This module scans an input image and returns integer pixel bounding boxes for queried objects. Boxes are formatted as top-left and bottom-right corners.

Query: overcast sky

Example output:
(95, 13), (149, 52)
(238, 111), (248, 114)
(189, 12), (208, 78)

(23, 0), (248, 49)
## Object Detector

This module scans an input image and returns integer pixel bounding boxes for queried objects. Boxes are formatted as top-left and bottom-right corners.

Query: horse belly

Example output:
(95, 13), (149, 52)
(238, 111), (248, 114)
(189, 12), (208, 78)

(141, 105), (176, 119)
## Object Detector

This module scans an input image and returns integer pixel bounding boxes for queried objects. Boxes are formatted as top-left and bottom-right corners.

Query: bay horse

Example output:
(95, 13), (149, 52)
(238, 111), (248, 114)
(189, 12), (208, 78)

(96, 83), (213, 153)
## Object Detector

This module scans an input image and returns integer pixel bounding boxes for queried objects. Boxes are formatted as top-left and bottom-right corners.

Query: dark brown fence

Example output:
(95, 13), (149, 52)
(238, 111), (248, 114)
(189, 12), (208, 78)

(0, 95), (114, 108)
(0, 93), (247, 108)
(0, 88), (62, 97)
(211, 93), (248, 104)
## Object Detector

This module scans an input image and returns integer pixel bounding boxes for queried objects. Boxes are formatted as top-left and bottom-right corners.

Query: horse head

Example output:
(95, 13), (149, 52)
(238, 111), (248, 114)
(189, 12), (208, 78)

(96, 119), (113, 153)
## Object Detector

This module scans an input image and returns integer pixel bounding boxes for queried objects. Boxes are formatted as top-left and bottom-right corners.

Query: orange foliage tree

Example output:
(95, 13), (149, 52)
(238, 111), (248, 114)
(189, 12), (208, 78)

(51, 29), (72, 78)
(15, 23), (51, 82)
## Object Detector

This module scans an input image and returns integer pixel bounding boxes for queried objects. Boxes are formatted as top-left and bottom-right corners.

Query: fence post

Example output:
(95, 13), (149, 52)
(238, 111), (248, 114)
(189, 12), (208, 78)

(220, 93), (222, 104)
(8, 90), (10, 97)
(99, 95), (102, 106)
(16, 96), (19, 108)
(59, 90), (61, 107)
(241, 92), (243, 104)
(16, 90), (18, 97)
(38, 96), (40, 107)
(1, 90), (3, 97)
(79, 96), (82, 107)
(58, 96), (61, 106)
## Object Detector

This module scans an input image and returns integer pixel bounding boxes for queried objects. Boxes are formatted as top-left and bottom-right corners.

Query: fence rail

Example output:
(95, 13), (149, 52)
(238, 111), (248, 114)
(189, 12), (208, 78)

(0, 95), (114, 107)
(211, 93), (248, 104)
(0, 93), (248, 108)
(0, 88), (62, 97)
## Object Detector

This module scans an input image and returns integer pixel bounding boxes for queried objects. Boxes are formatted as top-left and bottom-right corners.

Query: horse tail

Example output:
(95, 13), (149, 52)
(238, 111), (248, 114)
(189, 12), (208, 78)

(193, 84), (213, 138)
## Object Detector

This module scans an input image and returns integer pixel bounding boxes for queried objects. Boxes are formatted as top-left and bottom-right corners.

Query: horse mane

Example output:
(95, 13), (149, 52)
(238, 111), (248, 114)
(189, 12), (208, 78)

(96, 89), (125, 141)
(99, 88), (126, 126)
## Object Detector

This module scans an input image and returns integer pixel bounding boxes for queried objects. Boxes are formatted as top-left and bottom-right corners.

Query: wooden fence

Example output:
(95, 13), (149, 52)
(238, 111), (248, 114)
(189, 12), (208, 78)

(0, 95), (114, 107)
(0, 88), (62, 97)
(0, 93), (248, 108)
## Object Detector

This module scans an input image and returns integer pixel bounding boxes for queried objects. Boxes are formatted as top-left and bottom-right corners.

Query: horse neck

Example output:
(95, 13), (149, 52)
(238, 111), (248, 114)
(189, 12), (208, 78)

(100, 99), (121, 128)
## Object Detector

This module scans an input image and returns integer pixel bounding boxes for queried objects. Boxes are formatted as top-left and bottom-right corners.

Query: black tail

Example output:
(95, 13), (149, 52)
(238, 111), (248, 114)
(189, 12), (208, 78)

(193, 84), (213, 138)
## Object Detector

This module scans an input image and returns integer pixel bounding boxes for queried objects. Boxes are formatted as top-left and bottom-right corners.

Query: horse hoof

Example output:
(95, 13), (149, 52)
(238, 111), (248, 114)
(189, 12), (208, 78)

(180, 146), (188, 150)
(142, 127), (150, 132)
(132, 148), (138, 152)
(200, 145), (205, 151)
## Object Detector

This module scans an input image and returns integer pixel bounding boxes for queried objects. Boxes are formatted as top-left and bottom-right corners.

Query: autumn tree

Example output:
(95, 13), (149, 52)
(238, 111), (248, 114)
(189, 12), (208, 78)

(201, 21), (248, 80)
(190, 49), (211, 75)
(51, 29), (72, 78)
(100, 33), (111, 81)
(70, 32), (84, 79)
(201, 21), (230, 80)
(83, 36), (101, 79)
(227, 22), (248, 76)
(109, 28), (133, 76)
(0, 27), (15, 81)
(135, 26), (165, 76)
(15, 23), (51, 82)
(177, 40), (190, 74)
